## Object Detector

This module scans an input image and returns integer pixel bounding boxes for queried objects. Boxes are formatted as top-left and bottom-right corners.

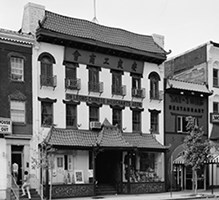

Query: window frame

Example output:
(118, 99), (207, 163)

(10, 56), (25, 82)
(150, 111), (159, 134)
(10, 100), (26, 124)
(66, 103), (77, 128)
(132, 110), (141, 132)
(89, 106), (99, 123)
(112, 70), (123, 95)
(213, 68), (219, 87)
(213, 102), (219, 113)
(112, 108), (122, 130)
(41, 101), (53, 127)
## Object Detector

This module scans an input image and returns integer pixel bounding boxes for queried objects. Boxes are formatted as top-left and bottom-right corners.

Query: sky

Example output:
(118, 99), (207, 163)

(1, 0), (219, 58)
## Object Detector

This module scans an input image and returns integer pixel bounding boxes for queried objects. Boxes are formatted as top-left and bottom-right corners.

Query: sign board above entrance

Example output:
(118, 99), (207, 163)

(210, 113), (219, 124)
(64, 47), (144, 74)
(0, 118), (12, 134)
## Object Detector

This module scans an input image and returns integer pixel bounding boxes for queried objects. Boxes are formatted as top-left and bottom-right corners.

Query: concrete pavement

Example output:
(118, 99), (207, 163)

(54, 189), (219, 200)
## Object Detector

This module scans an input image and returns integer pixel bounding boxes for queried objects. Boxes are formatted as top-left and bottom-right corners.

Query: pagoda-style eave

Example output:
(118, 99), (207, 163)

(36, 28), (166, 65)
(165, 88), (212, 97)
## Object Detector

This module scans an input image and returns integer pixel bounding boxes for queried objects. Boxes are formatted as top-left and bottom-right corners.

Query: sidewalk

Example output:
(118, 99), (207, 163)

(55, 189), (219, 200)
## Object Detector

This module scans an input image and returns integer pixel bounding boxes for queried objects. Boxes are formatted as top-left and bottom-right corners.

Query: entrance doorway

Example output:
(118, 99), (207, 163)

(96, 150), (121, 185)
(11, 145), (23, 186)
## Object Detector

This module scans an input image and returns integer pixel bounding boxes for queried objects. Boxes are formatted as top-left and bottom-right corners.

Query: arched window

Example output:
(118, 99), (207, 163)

(38, 52), (56, 88)
(148, 72), (160, 99)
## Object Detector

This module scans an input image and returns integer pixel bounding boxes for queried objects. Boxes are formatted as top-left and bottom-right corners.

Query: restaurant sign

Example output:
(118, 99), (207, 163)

(0, 117), (12, 134)
(210, 113), (219, 124)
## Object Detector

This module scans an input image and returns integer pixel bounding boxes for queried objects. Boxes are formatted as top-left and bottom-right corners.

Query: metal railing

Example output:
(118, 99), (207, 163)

(8, 174), (19, 200)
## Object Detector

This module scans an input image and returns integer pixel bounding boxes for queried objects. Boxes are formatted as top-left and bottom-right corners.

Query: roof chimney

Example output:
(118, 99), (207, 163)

(21, 2), (45, 34)
(152, 34), (164, 49)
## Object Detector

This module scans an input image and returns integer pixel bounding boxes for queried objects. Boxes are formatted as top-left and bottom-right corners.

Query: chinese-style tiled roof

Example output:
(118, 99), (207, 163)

(123, 132), (168, 150)
(45, 127), (98, 147)
(97, 126), (132, 148)
(37, 11), (166, 58)
(166, 79), (212, 94)
(45, 123), (168, 151)
(0, 28), (34, 45)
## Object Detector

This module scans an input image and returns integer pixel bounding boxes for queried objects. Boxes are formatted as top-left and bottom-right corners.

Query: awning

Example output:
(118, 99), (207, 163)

(210, 124), (219, 140)
(44, 118), (168, 151)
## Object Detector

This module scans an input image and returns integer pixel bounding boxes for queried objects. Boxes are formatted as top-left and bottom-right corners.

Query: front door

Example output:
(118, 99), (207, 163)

(11, 145), (23, 186)
(96, 150), (121, 184)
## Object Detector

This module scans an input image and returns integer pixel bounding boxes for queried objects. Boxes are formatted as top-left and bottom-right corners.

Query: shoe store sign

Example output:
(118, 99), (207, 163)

(0, 118), (12, 134)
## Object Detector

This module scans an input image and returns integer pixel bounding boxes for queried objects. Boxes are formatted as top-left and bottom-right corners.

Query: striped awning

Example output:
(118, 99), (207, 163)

(173, 154), (219, 165)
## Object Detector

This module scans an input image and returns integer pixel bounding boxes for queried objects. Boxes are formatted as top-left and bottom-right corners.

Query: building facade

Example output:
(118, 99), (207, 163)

(19, 2), (169, 198)
(164, 78), (211, 191)
(0, 29), (33, 199)
(164, 41), (219, 189)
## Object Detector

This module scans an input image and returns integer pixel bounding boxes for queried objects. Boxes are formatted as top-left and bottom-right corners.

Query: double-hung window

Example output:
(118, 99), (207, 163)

(133, 110), (141, 132)
(88, 66), (100, 92)
(213, 102), (219, 113)
(11, 57), (24, 81)
(10, 101), (25, 123)
(112, 108), (122, 130)
(66, 104), (77, 128)
(41, 102), (53, 126)
(213, 68), (219, 87)
(149, 109), (160, 134)
(89, 106), (99, 123)
(112, 70), (123, 95)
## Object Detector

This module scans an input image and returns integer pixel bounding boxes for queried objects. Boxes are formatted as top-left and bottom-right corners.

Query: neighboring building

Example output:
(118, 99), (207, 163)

(164, 78), (212, 191)
(0, 28), (33, 199)
(20, 2), (169, 198)
(164, 41), (219, 190)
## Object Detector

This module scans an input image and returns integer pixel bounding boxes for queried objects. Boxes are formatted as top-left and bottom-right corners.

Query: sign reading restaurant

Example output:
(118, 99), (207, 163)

(0, 117), (12, 134)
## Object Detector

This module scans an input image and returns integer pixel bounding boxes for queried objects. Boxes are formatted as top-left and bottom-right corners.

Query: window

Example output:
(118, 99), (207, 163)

(177, 116), (198, 133)
(89, 106), (99, 122)
(213, 102), (219, 113)
(112, 108), (122, 130)
(38, 53), (56, 87)
(65, 63), (78, 89)
(132, 76), (141, 89)
(213, 68), (219, 87)
(133, 110), (141, 132)
(150, 110), (159, 133)
(88, 66), (100, 92)
(66, 104), (77, 128)
(140, 152), (155, 172)
(57, 157), (63, 168)
(149, 72), (160, 99)
(112, 70), (123, 95)
(10, 101), (25, 123)
(11, 57), (24, 81)
(41, 102), (53, 126)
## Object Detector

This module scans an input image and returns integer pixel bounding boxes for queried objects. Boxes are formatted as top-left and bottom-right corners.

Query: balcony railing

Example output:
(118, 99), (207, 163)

(88, 82), (103, 93)
(132, 88), (146, 98)
(112, 85), (126, 96)
(65, 78), (81, 90)
(40, 75), (57, 89)
(150, 90), (163, 101)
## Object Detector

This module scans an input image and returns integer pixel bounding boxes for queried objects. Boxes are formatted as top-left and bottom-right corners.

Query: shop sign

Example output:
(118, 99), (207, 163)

(210, 113), (219, 123)
(0, 118), (12, 134)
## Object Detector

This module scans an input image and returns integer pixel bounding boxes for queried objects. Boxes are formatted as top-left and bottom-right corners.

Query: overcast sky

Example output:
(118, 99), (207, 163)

(1, 0), (219, 58)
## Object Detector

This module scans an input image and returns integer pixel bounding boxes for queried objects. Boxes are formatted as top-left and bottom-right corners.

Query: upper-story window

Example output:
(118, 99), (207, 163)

(88, 66), (103, 93)
(131, 74), (145, 98)
(148, 72), (160, 100)
(10, 56), (24, 81)
(38, 53), (57, 88)
(112, 70), (126, 96)
(89, 106), (99, 123)
(177, 116), (198, 133)
(112, 107), (123, 130)
(213, 68), (219, 87)
(10, 100), (25, 123)
(65, 62), (80, 90)
(132, 110), (141, 132)
(149, 109), (160, 134)
(213, 102), (219, 113)
(66, 104), (77, 128)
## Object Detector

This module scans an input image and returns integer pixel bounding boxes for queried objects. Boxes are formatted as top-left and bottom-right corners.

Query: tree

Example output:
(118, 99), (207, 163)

(183, 116), (212, 194)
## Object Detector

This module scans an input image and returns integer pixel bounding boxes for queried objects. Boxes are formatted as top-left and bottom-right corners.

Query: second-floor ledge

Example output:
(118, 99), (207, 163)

(65, 78), (81, 90)
(88, 81), (103, 94)
(112, 85), (126, 97)
(40, 75), (57, 89)
(132, 88), (146, 98)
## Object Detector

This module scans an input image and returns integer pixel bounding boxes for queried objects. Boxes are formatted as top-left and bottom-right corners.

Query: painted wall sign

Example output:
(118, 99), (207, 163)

(64, 47), (144, 74)
(66, 94), (142, 108)
(169, 94), (204, 106)
(210, 113), (219, 123)
(0, 117), (12, 134)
